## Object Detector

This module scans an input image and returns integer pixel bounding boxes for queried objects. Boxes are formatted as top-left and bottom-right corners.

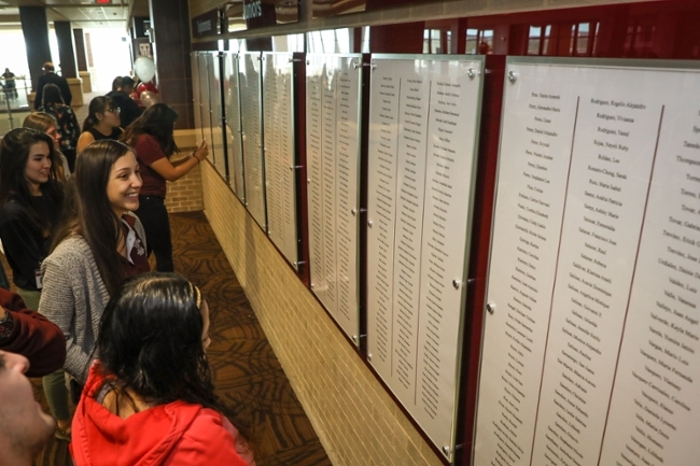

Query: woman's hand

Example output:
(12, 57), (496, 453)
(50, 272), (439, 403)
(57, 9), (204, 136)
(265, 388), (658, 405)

(192, 139), (209, 162)
(194, 139), (209, 162)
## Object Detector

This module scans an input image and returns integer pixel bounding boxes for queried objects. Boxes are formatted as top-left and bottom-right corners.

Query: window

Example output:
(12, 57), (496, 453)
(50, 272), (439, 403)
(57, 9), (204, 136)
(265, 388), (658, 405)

(423, 29), (443, 54)
(527, 25), (551, 56)
(307, 28), (352, 53)
(466, 28), (493, 54)
(570, 22), (598, 56)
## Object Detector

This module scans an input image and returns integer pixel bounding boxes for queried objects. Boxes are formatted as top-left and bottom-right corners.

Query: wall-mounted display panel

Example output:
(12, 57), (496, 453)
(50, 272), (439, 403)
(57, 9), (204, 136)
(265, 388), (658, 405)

(366, 55), (485, 462)
(474, 58), (700, 466)
(190, 53), (204, 144)
(197, 53), (211, 147)
(239, 52), (267, 230)
(262, 52), (299, 269)
(206, 52), (227, 181)
(306, 54), (363, 345)
(224, 53), (245, 200)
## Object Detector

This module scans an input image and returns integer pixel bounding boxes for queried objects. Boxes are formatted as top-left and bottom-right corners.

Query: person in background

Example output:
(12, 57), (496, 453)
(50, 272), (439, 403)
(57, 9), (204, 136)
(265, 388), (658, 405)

(70, 272), (254, 466)
(76, 96), (122, 153)
(23, 112), (70, 182)
(0, 128), (70, 440)
(39, 83), (80, 172)
(34, 62), (71, 110)
(0, 289), (65, 378)
(106, 76), (143, 127)
(39, 140), (148, 396)
(0, 350), (56, 466)
(122, 104), (208, 272)
(2, 67), (17, 100)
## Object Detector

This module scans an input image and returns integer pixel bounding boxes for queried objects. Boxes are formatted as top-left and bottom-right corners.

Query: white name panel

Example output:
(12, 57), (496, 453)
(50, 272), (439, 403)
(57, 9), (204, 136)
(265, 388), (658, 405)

(207, 53), (226, 180)
(224, 53), (245, 200)
(474, 58), (700, 466)
(263, 53), (298, 269)
(306, 54), (362, 344)
(366, 55), (484, 460)
(239, 52), (266, 229)
(190, 53), (203, 143)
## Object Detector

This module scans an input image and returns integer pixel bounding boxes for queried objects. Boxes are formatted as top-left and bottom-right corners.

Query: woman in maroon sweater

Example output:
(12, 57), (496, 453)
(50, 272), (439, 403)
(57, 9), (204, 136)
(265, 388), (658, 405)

(0, 288), (65, 378)
(121, 104), (208, 271)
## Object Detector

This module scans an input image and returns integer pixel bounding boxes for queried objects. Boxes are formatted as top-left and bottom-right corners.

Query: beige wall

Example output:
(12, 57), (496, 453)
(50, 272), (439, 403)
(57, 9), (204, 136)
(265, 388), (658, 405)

(165, 129), (203, 213)
(201, 161), (445, 466)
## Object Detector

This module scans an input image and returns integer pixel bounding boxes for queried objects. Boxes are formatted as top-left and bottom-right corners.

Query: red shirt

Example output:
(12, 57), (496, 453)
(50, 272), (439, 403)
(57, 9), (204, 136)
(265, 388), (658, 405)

(133, 134), (167, 198)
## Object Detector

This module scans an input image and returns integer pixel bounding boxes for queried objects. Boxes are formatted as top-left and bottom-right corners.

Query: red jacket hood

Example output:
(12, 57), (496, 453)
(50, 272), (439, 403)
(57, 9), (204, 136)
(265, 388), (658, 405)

(71, 364), (206, 466)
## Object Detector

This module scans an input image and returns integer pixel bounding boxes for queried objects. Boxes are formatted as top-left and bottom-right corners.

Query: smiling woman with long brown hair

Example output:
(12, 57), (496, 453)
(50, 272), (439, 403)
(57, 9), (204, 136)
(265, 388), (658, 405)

(39, 140), (149, 400)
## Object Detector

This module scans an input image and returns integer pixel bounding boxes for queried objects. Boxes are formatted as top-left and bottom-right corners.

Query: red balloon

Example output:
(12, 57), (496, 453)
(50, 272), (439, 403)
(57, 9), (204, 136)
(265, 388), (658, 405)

(137, 82), (158, 96)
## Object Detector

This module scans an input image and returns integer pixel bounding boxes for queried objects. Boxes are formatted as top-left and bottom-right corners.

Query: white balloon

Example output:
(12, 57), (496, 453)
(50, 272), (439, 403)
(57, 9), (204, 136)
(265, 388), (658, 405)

(134, 57), (156, 83)
(140, 90), (159, 108)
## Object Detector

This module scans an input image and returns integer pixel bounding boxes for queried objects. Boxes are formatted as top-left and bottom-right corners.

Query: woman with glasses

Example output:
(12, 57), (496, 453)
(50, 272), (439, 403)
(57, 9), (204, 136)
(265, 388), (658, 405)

(76, 96), (123, 153)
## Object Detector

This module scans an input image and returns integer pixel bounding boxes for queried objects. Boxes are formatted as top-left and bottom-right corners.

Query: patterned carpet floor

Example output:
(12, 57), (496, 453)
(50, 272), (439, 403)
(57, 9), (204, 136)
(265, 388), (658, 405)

(24, 210), (331, 466)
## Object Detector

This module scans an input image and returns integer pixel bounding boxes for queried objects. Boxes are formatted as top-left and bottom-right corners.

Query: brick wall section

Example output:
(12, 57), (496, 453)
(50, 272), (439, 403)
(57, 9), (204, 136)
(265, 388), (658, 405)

(201, 163), (444, 466)
(164, 129), (204, 213)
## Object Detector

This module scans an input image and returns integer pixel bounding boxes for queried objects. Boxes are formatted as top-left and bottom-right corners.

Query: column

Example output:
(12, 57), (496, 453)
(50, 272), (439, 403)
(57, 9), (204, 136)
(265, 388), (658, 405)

(55, 21), (83, 106)
(149, 0), (193, 129)
(19, 6), (51, 95)
(73, 28), (92, 93)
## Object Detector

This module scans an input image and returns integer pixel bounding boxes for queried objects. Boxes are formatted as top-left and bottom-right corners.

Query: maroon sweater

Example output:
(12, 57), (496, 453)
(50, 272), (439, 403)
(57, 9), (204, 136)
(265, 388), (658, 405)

(0, 289), (66, 377)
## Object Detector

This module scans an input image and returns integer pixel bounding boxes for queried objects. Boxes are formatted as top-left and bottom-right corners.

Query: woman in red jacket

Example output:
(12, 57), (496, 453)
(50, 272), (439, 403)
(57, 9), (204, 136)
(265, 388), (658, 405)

(70, 272), (254, 466)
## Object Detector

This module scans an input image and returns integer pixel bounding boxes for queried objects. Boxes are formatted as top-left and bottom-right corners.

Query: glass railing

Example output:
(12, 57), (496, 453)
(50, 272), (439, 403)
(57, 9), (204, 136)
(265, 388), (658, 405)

(0, 77), (32, 137)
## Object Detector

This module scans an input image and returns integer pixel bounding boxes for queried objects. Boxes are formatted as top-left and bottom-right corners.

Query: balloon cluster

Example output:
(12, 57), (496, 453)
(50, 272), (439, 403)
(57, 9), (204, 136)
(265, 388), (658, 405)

(134, 57), (159, 107)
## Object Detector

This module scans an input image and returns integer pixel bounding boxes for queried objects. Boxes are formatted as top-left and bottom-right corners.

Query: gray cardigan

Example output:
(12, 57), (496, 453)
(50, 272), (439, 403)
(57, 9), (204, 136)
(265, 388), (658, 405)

(38, 214), (147, 383)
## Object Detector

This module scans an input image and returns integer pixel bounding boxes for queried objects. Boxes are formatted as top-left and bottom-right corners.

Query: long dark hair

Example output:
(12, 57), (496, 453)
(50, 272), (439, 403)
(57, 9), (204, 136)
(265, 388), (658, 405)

(82, 96), (116, 133)
(96, 272), (251, 448)
(121, 103), (179, 156)
(42, 83), (65, 108)
(51, 139), (131, 294)
(0, 128), (64, 236)
(22, 112), (67, 183)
